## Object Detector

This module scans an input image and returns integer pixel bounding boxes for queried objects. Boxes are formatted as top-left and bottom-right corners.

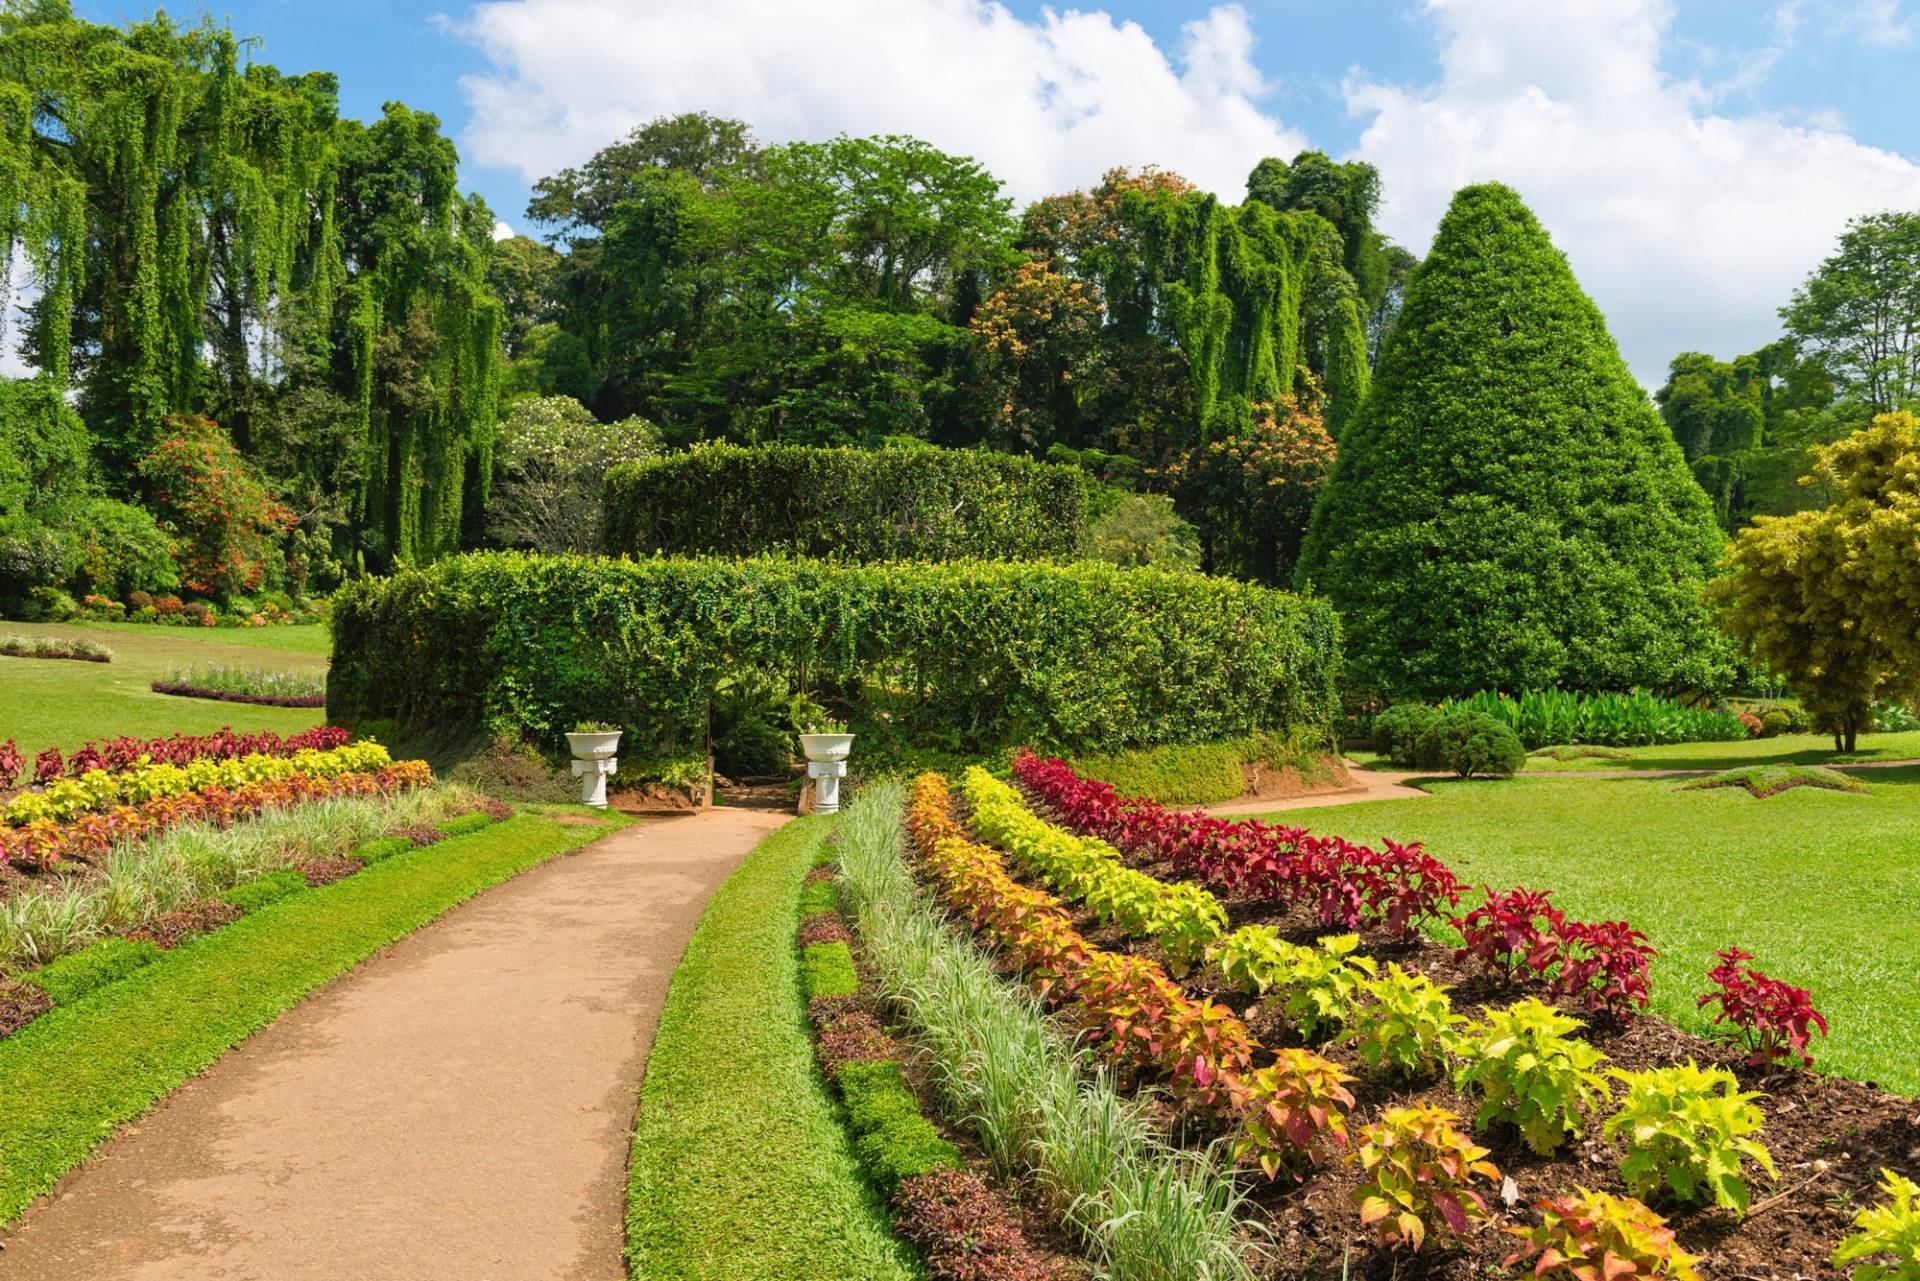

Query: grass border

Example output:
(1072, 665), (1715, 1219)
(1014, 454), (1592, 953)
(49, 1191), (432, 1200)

(0, 808), (623, 1225)
(624, 816), (918, 1281)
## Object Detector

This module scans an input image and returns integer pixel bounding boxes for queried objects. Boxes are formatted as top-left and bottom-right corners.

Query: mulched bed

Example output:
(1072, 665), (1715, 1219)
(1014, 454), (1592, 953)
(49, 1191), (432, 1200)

(148, 681), (325, 708)
(387, 824), (446, 846)
(0, 644), (109, 663)
(0, 981), (54, 1039)
(798, 914), (855, 947)
(298, 857), (365, 887)
(995, 788), (1920, 1280)
(127, 898), (245, 950)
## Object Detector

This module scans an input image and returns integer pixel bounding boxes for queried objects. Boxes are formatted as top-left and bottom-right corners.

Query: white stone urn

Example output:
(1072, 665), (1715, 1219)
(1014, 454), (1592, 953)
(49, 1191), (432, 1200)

(798, 732), (855, 814)
(566, 730), (623, 807)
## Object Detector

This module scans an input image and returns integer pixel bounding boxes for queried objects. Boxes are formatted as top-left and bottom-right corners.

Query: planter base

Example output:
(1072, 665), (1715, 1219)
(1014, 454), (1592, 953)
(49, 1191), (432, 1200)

(806, 759), (847, 815)
(571, 756), (618, 808)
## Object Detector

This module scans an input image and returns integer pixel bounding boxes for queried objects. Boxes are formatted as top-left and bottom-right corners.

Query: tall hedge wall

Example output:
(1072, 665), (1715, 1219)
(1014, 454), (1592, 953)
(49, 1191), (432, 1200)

(327, 553), (1340, 758)
(600, 443), (1089, 562)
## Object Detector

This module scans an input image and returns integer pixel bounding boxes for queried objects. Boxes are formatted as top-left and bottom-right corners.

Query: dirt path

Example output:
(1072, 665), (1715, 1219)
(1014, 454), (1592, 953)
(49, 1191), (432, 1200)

(0, 806), (789, 1281)
(1204, 765), (1432, 816)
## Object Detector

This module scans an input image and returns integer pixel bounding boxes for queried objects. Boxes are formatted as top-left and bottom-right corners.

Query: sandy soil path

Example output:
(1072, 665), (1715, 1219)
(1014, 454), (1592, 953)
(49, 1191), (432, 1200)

(0, 806), (788, 1281)
(1204, 765), (1432, 816)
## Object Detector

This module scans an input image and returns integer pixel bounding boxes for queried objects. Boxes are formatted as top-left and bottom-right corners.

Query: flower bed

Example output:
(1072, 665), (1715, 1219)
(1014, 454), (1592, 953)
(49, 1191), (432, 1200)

(148, 681), (326, 708)
(0, 634), (111, 663)
(955, 759), (1920, 1279)
(0, 726), (350, 789)
(151, 661), (325, 708)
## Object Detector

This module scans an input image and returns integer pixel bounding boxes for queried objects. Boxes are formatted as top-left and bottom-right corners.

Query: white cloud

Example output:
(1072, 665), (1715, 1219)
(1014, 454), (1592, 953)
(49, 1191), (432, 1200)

(491, 219), (515, 241)
(1839, 0), (1915, 46)
(447, 0), (1305, 204)
(1347, 0), (1920, 380)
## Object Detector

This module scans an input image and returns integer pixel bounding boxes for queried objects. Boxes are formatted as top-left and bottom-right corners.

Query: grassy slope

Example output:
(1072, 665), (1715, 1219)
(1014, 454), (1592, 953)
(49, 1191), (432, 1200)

(1515, 730), (1920, 772)
(1261, 772), (1920, 1094)
(0, 621), (329, 759)
(626, 816), (916, 1281)
(0, 809), (620, 1223)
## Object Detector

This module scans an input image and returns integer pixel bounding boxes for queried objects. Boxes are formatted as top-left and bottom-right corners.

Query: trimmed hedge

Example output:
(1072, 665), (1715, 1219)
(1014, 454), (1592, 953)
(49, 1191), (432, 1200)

(23, 939), (161, 1006)
(220, 868), (311, 912)
(601, 442), (1088, 563)
(801, 942), (861, 1000)
(329, 552), (1341, 759)
(349, 837), (417, 866)
(835, 1059), (964, 1195)
(436, 813), (495, 838)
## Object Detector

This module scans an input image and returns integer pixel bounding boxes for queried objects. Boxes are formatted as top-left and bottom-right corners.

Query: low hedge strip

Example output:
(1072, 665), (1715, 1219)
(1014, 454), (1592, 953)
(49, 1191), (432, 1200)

(22, 939), (161, 1007)
(328, 552), (1340, 759)
(837, 1059), (964, 1196)
(436, 813), (495, 838)
(602, 442), (1089, 563)
(799, 878), (841, 916)
(220, 869), (310, 913)
(350, 836), (417, 865)
(802, 941), (860, 1000)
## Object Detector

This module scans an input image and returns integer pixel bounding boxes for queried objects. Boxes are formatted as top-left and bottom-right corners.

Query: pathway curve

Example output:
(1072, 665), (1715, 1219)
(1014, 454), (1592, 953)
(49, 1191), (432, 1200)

(0, 806), (789, 1281)
(1203, 765), (1432, 816)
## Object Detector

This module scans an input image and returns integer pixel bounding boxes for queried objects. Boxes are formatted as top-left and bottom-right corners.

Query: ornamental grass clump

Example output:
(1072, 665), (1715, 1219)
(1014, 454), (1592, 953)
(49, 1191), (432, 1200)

(1454, 998), (1609, 1154)
(1603, 1062), (1776, 1215)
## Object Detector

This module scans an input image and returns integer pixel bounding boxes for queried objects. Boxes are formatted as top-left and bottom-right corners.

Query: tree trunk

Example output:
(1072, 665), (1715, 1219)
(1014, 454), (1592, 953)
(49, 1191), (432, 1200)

(1845, 724), (1858, 753)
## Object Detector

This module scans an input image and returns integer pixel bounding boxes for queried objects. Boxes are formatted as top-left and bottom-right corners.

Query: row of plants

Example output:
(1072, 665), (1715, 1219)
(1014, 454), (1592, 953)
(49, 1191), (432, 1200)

(915, 772), (1742, 1270)
(1, 795), (510, 1040)
(0, 740), (397, 829)
(0, 726), (351, 790)
(1001, 756), (1916, 1276)
(0, 633), (111, 662)
(0, 777), (487, 978)
(795, 864), (1076, 1280)
(151, 661), (327, 708)
(26, 587), (328, 629)
(837, 781), (1260, 1281)
(1439, 690), (1749, 749)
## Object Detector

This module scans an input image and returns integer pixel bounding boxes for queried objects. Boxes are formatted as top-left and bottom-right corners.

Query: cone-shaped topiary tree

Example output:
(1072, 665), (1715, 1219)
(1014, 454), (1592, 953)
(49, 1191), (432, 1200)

(1295, 183), (1731, 697)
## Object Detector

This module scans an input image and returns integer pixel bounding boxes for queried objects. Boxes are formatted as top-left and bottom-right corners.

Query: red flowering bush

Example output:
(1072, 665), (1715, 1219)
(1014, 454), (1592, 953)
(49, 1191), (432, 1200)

(138, 415), (293, 599)
(1698, 946), (1830, 1067)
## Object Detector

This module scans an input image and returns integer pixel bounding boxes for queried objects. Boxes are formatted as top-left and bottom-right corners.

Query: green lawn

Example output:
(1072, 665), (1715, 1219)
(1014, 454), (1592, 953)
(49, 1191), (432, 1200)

(0, 808), (622, 1224)
(0, 620), (330, 758)
(626, 815), (917, 1281)
(1516, 730), (1920, 772)
(1260, 772), (1920, 1095)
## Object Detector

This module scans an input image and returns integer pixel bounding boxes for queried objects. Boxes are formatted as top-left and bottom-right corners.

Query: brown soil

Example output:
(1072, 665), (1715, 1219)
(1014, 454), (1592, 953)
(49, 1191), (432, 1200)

(125, 898), (244, 950)
(992, 792), (1920, 1280)
(608, 782), (701, 812)
(1240, 755), (1354, 803)
(298, 856), (364, 887)
(718, 775), (802, 811)
(0, 980), (53, 1038)
(0, 808), (789, 1280)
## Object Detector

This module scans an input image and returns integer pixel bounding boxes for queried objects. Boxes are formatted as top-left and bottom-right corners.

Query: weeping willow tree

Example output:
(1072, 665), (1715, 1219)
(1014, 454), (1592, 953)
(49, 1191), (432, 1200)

(0, 3), (501, 572)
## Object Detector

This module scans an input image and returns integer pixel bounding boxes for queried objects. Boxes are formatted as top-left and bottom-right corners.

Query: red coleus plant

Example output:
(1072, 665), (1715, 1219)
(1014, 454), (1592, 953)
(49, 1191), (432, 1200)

(1454, 886), (1565, 978)
(0, 738), (22, 789)
(32, 748), (64, 787)
(1697, 946), (1830, 1067)
(1554, 919), (1655, 1020)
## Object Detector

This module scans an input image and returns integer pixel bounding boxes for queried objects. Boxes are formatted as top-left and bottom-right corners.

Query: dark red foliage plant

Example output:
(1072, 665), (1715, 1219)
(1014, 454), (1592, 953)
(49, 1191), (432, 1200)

(33, 748), (63, 786)
(1453, 886), (1564, 978)
(892, 1168), (1067, 1281)
(1553, 918), (1655, 1020)
(0, 738), (21, 788)
(1698, 945), (1830, 1067)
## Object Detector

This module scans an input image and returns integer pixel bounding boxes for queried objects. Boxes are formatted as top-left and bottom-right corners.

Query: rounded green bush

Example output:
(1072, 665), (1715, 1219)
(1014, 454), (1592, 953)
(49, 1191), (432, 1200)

(1415, 709), (1527, 779)
(1372, 704), (1440, 765)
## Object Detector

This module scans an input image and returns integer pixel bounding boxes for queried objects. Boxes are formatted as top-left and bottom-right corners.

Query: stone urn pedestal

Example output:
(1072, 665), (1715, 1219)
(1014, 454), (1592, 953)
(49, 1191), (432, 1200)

(798, 732), (854, 815)
(566, 730), (623, 808)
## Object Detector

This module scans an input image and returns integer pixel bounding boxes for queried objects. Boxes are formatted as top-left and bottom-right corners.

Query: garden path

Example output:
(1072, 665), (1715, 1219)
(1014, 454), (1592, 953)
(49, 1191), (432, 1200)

(0, 806), (789, 1281)
(1204, 764), (1431, 815)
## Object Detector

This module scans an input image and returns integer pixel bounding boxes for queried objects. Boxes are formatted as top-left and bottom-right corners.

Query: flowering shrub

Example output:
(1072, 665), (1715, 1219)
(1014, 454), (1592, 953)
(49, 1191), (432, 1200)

(137, 415), (294, 599)
(1231, 1048), (1355, 1178)
(1454, 998), (1609, 1154)
(1505, 1189), (1701, 1280)
(1352, 1104), (1500, 1250)
(1604, 1062), (1776, 1214)
(1832, 1169), (1920, 1281)
(1698, 945), (1830, 1067)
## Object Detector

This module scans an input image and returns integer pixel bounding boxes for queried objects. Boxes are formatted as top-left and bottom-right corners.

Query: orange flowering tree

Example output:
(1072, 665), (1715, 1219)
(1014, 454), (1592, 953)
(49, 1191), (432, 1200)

(1160, 394), (1337, 582)
(138, 416), (294, 600)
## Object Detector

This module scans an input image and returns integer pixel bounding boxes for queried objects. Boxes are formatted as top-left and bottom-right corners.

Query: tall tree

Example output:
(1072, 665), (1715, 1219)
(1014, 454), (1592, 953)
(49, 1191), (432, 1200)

(1297, 183), (1732, 697)
(1780, 211), (1920, 419)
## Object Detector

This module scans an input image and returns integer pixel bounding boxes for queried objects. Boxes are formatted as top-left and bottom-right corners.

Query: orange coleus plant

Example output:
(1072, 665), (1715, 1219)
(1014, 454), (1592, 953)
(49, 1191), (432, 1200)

(1353, 1104), (1501, 1250)
(1504, 1189), (1701, 1281)
(1231, 1047), (1356, 1178)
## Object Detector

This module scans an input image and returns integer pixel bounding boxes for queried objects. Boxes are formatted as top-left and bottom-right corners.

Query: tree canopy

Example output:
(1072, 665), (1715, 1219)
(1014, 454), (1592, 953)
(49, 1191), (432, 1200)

(1710, 412), (1920, 750)
(1296, 182), (1731, 697)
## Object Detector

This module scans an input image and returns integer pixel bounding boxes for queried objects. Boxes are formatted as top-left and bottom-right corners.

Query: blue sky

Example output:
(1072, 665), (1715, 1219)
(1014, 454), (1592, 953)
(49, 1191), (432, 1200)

(75, 1), (1920, 381)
